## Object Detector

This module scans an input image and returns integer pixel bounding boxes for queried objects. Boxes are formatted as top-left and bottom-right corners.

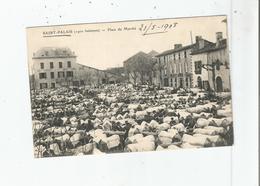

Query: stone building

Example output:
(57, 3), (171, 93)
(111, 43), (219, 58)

(31, 47), (121, 89)
(191, 32), (230, 92)
(155, 37), (213, 88)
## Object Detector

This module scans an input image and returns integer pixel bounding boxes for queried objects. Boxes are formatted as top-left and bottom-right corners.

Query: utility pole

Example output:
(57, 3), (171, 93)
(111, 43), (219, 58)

(200, 59), (223, 91)
(190, 31), (193, 44)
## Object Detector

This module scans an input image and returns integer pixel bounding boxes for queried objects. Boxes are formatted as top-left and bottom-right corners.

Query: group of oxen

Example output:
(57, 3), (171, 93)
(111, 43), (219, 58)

(32, 86), (233, 158)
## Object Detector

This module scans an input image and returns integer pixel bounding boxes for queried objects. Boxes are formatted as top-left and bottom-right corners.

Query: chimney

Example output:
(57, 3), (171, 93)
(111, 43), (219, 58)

(195, 36), (202, 43)
(216, 32), (223, 47)
(174, 44), (182, 49)
(195, 36), (204, 49)
(216, 32), (223, 41)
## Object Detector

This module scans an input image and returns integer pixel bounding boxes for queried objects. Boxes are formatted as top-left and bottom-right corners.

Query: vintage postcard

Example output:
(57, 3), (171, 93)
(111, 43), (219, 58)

(27, 15), (233, 158)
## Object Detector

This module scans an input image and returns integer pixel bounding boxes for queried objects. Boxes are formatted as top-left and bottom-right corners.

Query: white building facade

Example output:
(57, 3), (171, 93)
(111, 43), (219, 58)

(31, 47), (122, 89)
(155, 37), (213, 89)
(191, 32), (231, 92)
(32, 47), (78, 89)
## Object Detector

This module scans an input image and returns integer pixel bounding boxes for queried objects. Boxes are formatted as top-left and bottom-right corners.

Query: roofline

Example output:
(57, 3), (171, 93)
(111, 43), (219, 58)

(123, 51), (157, 64)
(156, 44), (195, 57)
(156, 39), (215, 57)
(77, 63), (102, 71)
(32, 56), (77, 59)
(77, 63), (124, 77)
(191, 45), (227, 55)
(102, 70), (125, 78)
(123, 51), (147, 63)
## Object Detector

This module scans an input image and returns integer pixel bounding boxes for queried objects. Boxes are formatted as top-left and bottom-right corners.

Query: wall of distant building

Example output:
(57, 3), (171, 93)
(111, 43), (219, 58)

(32, 56), (77, 89)
(191, 53), (209, 89)
(31, 51), (122, 89)
(153, 32), (231, 92)
(207, 48), (230, 91)
(191, 33), (230, 92)
(156, 46), (194, 89)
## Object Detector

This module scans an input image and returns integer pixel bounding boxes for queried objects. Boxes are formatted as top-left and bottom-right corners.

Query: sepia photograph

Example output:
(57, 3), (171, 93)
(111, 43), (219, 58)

(27, 15), (234, 158)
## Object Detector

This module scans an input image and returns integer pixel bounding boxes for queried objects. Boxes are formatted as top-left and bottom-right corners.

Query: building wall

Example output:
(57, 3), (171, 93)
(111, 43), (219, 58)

(191, 47), (231, 91)
(207, 48), (231, 91)
(77, 65), (122, 86)
(32, 56), (77, 89)
(156, 48), (193, 89)
(191, 53), (209, 88)
(76, 65), (102, 86)
(32, 57), (122, 89)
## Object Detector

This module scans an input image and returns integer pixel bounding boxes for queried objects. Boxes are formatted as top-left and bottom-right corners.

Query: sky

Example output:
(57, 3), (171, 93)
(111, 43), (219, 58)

(27, 15), (227, 71)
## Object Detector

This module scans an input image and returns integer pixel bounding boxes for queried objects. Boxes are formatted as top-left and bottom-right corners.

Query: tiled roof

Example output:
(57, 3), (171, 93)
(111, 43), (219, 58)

(191, 39), (227, 55)
(33, 47), (76, 59)
(77, 63), (123, 77)
(156, 39), (215, 57)
(147, 50), (159, 57)
(156, 44), (196, 57)
(124, 51), (156, 64)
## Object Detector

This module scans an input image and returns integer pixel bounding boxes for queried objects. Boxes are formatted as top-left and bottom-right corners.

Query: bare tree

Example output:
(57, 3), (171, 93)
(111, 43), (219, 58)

(124, 52), (155, 85)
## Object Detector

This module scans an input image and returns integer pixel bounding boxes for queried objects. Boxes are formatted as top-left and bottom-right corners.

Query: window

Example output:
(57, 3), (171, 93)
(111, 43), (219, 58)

(178, 53), (181, 59)
(73, 81), (79, 86)
(216, 61), (221, 70)
(225, 61), (229, 69)
(59, 62), (63, 68)
(50, 62), (54, 69)
(186, 77), (189, 87)
(195, 61), (202, 74)
(184, 51), (187, 58)
(185, 63), (188, 72)
(40, 63), (44, 69)
(80, 80), (85, 86)
(197, 76), (202, 89)
(173, 54), (175, 60)
(40, 83), (48, 89)
(51, 83), (55, 88)
(50, 72), (54, 79)
(58, 71), (65, 78)
(153, 71), (156, 77)
(175, 78), (177, 87)
(67, 61), (71, 68)
(203, 81), (210, 91)
(39, 73), (47, 79)
(160, 57), (164, 63)
(170, 67), (173, 75)
(66, 71), (73, 77)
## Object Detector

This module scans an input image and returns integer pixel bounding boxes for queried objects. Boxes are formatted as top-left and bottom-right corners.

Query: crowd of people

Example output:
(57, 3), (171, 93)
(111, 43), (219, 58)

(31, 84), (233, 158)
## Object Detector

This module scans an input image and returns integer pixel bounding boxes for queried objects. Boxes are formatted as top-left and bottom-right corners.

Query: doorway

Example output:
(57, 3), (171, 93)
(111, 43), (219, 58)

(197, 76), (202, 89)
(164, 78), (169, 87)
(216, 76), (223, 92)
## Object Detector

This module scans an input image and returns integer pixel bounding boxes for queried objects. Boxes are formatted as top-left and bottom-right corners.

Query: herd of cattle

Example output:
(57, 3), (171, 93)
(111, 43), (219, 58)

(31, 84), (233, 158)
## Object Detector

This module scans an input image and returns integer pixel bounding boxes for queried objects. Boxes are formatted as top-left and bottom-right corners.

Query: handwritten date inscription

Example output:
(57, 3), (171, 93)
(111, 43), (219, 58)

(139, 22), (178, 35)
